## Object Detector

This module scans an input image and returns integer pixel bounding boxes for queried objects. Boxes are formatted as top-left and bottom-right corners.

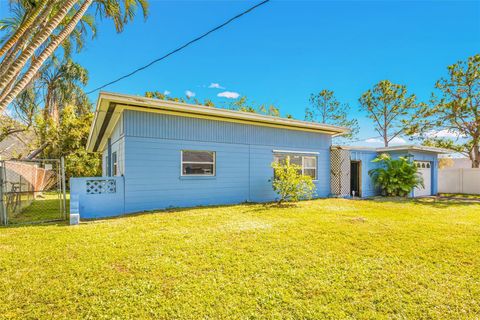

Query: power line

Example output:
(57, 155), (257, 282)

(86, 0), (271, 94)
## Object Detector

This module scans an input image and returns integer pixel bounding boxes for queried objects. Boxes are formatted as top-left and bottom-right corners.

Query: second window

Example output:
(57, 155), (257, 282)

(273, 153), (317, 180)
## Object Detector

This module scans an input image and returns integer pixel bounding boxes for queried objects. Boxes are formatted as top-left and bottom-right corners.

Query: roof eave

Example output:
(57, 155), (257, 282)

(87, 92), (350, 152)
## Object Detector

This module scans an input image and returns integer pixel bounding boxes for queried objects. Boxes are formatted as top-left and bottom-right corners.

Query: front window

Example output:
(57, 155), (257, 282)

(273, 153), (317, 180)
(181, 151), (215, 176)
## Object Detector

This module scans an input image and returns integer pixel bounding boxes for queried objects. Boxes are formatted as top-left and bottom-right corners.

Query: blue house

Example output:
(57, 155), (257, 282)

(330, 145), (447, 198)
(70, 92), (448, 219)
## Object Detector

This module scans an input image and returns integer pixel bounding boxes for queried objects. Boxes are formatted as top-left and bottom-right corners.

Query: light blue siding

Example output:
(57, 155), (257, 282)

(388, 151), (439, 196)
(350, 150), (380, 197)
(124, 110), (331, 148)
(348, 149), (439, 197)
(101, 114), (125, 176)
(409, 152), (439, 195)
(70, 177), (125, 218)
(119, 110), (332, 212)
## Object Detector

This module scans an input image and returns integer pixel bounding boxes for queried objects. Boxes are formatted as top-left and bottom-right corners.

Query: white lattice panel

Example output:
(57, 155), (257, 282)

(86, 179), (116, 194)
(330, 148), (351, 197)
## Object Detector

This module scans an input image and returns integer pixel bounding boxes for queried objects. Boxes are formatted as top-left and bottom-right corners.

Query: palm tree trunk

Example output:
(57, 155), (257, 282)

(0, 0), (48, 58)
(0, 0), (93, 112)
(0, 77), (16, 103)
(0, 0), (79, 92)
(0, 1), (55, 79)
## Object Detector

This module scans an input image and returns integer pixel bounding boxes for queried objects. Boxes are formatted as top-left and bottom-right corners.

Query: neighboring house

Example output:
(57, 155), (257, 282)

(71, 92), (448, 219)
(0, 130), (35, 160)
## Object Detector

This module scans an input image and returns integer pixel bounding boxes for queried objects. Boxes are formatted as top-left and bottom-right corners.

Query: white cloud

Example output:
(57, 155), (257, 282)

(390, 137), (407, 145)
(208, 83), (225, 89)
(217, 91), (240, 99)
(185, 90), (196, 98)
(365, 138), (382, 144)
(163, 90), (171, 96)
(364, 137), (407, 145)
(425, 129), (465, 138)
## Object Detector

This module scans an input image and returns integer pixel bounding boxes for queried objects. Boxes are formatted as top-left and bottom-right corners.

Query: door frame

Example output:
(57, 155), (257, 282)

(350, 160), (362, 197)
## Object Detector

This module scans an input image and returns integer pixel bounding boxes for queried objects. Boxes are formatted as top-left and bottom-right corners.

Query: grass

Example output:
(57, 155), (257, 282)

(439, 193), (480, 200)
(6, 192), (68, 225)
(0, 198), (479, 319)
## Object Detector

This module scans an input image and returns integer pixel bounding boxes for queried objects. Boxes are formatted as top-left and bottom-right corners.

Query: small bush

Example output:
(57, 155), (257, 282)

(271, 158), (316, 203)
(368, 153), (423, 197)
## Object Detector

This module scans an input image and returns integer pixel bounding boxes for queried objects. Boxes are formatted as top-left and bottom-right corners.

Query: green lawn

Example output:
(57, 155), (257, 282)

(439, 193), (480, 200)
(6, 192), (67, 225)
(0, 198), (479, 319)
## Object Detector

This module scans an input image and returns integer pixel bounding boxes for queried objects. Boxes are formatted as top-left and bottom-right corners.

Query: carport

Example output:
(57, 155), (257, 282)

(330, 145), (450, 198)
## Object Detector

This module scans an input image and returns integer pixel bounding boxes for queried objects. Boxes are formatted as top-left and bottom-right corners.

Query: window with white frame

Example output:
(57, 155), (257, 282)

(181, 151), (215, 176)
(112, 151), (118, 176)
(273, 153), (317, 180)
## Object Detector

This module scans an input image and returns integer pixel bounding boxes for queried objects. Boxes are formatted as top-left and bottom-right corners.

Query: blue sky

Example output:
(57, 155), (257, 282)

(4, 0), (480, 145)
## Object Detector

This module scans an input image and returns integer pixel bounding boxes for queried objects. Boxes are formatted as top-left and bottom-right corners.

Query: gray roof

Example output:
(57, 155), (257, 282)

(333, 145), (451, 154)
(0, 130), (35, 160)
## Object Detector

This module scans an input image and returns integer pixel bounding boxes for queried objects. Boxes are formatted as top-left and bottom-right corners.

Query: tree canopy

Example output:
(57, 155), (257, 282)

(407, 54), (480, 167)
(305, 89), (359, 141)
(359, 80), (418, 147)
(0, 0), (149, 112)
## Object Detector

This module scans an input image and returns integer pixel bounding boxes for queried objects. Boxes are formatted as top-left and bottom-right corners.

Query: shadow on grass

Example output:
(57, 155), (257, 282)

(3, 197), (67, 228)
(244, 202), (299, 213)
(7, 195), (476, 228)
(82, 201), (299, 223)
(369, 196), (480, 209)
(79, 201), (266, 223)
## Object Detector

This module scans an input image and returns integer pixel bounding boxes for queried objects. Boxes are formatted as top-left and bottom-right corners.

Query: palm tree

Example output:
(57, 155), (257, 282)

(24, 57), (90, 158)
(40, 57), (89, 122)
(0, 0), (149, 112)
(0, 0), (47, 57)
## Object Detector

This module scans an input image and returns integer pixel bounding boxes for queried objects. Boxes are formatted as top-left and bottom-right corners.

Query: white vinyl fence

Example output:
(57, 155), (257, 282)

(438, 168), (480, 194)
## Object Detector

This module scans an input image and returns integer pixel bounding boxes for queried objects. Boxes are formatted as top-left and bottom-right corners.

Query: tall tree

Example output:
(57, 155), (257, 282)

(230, 96), (256, 113)
(305, 89), (359, 140)
(0, 86), (38, 142)
(0, 0), (148, 111)
(39, 57), (89, 122)
(230, 95), (280, 116)
(408, 54), (480, 167)
(359, 80), (417, 147)
(145, 91), (216, 107)
(36, 103), (101, 180)
(421, 137), (470, 158)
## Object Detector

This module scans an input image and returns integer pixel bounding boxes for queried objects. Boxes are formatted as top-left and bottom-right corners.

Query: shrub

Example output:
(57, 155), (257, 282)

(368, 153), (423, 197)
(271, 158), (316, 203)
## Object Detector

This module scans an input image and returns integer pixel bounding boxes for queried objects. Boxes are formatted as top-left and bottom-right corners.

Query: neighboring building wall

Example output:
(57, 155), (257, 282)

(122, 110), (332, 212)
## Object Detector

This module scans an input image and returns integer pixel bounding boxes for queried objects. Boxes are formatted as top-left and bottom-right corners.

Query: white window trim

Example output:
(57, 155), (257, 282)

(273, 152), (318, 181)
(272, 149), (319, 155)
(181, 150), (216, 177)
(302, 155), (318, 180)
(112, 151), (118, 176)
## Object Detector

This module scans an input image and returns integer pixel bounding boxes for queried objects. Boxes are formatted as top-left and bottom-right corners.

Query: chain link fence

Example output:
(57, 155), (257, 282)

(0, 159), (66, 225)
